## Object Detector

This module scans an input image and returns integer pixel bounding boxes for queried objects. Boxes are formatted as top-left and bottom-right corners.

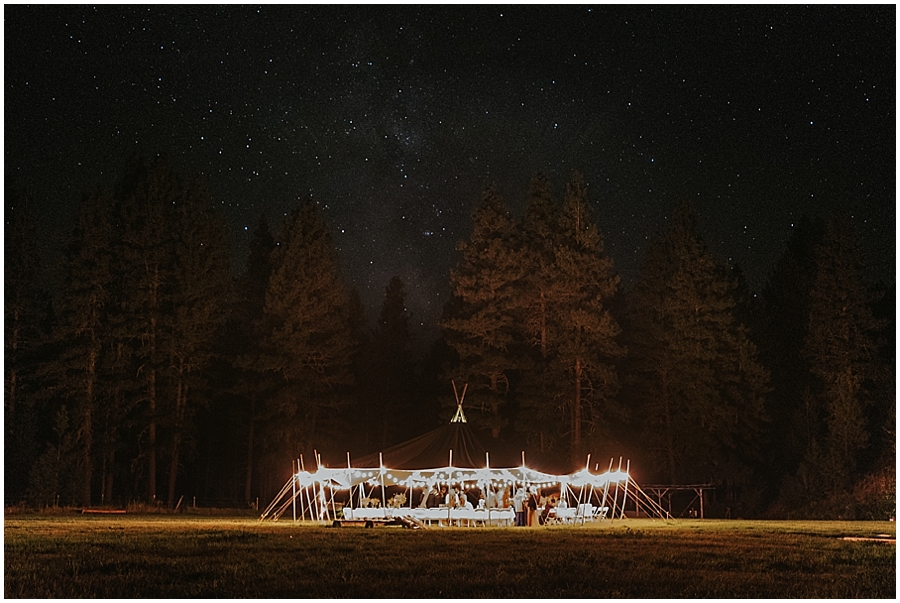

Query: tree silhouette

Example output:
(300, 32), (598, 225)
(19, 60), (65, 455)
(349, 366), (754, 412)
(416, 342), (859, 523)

(803, 218), (885, 494)
(443, 186), (525, 438)
(624, 202), (768, 485)
(5, 187), (45, 502)
(259, 199), (357, 459)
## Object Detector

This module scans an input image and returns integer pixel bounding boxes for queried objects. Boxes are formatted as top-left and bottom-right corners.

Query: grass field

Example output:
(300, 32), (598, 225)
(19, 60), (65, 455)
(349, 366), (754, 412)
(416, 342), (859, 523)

(4, 514), (895, 598)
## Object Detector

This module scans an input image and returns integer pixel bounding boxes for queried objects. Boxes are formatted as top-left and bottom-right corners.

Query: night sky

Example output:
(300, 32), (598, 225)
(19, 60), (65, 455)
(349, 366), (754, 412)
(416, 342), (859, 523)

(5, 5), (895, 340)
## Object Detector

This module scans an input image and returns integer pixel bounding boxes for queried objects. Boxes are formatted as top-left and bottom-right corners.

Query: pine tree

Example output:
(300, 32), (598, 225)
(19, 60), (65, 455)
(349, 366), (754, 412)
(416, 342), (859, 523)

(53, 187), (116, 506)
(516, 173), (566, 453)
(443, 186), (525, 438)
(368, 276), (415, 447)
(4, 187), (44, 502)
(114, 156), (179, 503)
(803, 218), (885, 493)
(625, 202), (768, 484)
(163, 179), (230, 508)
(260, 199), (356, 458)
(228, 218), (277, 504)
(546, 172), (624, 461)
(756, 218), (824, 500)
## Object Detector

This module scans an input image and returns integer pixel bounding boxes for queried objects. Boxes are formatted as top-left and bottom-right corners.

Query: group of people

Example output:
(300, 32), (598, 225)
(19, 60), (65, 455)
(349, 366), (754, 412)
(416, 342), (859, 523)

(415, 483), (567, 526)
(513, 486), (552, 526)
(420, 484), (474, 510)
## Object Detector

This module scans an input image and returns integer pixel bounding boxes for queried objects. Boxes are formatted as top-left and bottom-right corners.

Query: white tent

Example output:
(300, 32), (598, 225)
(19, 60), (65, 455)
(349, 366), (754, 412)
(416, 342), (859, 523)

(260, 455), (669, 525)
(261, 392), (669, 525)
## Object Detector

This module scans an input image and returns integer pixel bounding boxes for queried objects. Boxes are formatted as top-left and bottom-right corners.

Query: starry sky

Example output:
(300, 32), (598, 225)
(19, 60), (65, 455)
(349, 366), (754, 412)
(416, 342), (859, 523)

(5, 5), (895, 340)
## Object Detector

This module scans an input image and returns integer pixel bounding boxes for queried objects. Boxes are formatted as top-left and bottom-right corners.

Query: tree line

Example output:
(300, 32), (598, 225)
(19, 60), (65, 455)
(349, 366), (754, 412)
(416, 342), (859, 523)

(5, 157), (894, 518)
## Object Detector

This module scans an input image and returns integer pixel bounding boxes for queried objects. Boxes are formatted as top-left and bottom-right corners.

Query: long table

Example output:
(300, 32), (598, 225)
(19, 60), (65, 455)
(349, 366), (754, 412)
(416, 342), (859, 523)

(341, 506), (515, 527)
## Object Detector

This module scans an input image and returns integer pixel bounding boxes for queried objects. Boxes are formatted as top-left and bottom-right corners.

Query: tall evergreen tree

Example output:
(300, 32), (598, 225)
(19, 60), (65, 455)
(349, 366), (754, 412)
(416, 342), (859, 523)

(228, 218), (277, 504)
(443, 186), (525, 438)
(114, 156), (179, 502)
(624, 202), (768, 486)
(367, 276), (415, 448)
(163, 179), (230, 508)
(259, 199), (356, 459)
(53, 187), (116, 506)
(4, 188), (44, 502)
(802, 218), (885, 494)
(545, 172), (623, 461)
(516, 173), (566, 453)
(515, 173), (625, 462)
(755, 218), (824, 502)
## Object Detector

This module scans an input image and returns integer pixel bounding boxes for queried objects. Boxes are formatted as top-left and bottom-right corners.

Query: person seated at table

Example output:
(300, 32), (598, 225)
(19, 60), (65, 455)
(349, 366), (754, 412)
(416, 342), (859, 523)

(455, 489), (467, 508)
(540, 498), (555, 524)
(422, 485), (438, 508)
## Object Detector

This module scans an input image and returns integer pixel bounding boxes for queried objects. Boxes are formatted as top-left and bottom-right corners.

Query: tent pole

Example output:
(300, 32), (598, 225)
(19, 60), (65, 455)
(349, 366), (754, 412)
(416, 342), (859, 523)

(300, 482), (307, 520)
(301, 456), (309, 520)
(292, 459), (297, 523)
(620, 459), (631, 519)
(327, 478), (337, 522)
(606, 458), (616, 519)
(379, 453), (387, 509)
(320, 481), (328, 522)
(611, 457), (623, 520)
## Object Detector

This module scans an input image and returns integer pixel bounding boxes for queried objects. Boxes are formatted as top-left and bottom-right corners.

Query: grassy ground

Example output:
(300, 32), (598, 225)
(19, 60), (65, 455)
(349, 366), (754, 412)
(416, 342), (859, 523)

(4, 515), (895, 598)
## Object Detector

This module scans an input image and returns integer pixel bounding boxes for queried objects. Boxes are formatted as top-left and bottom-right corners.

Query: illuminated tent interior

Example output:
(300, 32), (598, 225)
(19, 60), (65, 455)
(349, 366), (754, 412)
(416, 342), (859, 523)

(261, 396), (670, 526)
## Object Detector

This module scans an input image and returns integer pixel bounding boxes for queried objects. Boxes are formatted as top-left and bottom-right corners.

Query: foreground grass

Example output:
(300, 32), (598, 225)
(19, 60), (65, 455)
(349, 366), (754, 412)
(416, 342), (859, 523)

(4, 515), (895, 598)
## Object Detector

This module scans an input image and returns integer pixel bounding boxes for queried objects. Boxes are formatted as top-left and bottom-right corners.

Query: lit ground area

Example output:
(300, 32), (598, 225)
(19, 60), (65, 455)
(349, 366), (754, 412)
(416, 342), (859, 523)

(4, 515), (895, 598)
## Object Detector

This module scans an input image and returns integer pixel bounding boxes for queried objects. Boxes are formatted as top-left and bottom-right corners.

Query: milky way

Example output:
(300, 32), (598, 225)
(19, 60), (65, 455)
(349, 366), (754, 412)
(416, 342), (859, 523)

(5, 5), (894, 341)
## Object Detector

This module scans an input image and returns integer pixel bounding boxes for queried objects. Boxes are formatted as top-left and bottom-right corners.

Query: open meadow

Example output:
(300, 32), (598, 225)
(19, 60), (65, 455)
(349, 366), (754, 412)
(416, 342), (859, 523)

(4, 514), (895, 598)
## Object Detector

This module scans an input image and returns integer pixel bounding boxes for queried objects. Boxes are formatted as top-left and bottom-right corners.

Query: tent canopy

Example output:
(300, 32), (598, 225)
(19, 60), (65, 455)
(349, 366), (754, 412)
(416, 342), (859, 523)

(350, 422), (511, 470)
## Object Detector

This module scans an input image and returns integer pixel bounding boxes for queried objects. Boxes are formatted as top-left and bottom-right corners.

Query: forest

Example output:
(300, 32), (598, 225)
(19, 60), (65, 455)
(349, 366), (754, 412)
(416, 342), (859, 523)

(4, 156), (894, 518)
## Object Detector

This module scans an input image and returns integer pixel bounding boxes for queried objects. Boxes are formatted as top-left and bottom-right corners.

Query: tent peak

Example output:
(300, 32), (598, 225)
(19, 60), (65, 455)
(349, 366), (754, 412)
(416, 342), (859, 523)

(450, 380), (468, 423)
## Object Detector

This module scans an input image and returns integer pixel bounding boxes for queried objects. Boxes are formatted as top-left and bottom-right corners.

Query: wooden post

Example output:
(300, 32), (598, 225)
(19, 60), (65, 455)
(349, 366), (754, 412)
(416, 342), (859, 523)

(699, 487), (704, 519)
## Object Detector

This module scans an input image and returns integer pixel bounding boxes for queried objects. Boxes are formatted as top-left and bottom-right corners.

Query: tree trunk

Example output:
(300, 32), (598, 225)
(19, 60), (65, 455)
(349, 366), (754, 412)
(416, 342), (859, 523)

(572, 357), (582, 461)
(101, 448), (114, 505)
(7, 367), (16, 421)
(148, 263), (159, 503)
(662, 369), (677, 484)
(490, 371), (500, 438)
(167, 362), (187, 509)
(539, 291), (547, 359)
(245, 397), (255, 504)
(81, 348), (96, 507)
(8, 321), (19, 417)
(149, 366), (157, 503)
